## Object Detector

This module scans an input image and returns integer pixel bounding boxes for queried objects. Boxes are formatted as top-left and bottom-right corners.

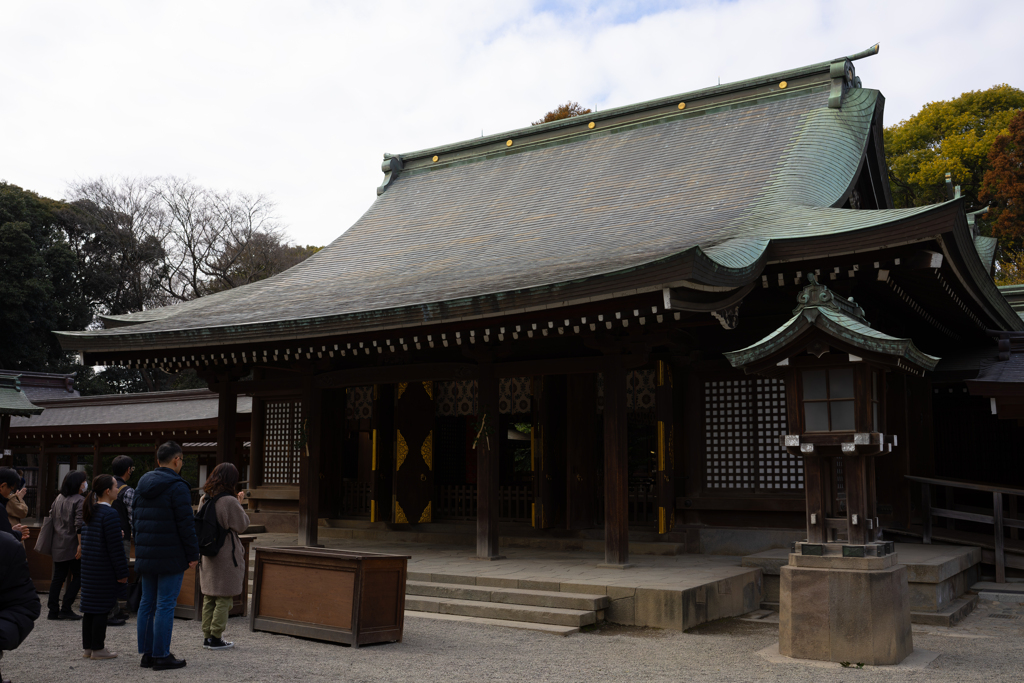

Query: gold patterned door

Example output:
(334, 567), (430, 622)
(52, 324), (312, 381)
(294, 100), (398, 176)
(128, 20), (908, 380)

(392, 381), (435, 524)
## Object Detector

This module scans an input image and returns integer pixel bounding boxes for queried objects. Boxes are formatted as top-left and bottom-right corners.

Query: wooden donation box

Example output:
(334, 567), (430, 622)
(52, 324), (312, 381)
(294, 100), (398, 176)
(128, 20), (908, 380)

(176, 535), (255, 619)
(25, 525), (53, 592)
(250, 547), (410, 647)
(725, 275), (937, 665)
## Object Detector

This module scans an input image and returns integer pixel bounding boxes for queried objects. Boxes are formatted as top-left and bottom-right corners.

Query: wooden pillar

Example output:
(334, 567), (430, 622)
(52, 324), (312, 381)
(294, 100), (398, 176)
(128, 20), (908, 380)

(803, 457), (828, 543)
(843, 455), (869, 545)
(249, 397), (266, 489)
(0, 414), (10, 456)
(92, 440), (102, 481)
(371, 385), (395, 524)
(566, 374), (597, 530)
(299, 377), (323, 547)
(37, 442), (49, 518)
(476, 365), (502, 559)
(603, 355), (629, 566)
(654, 360), (674, 535)
(217, 382), (239, 466)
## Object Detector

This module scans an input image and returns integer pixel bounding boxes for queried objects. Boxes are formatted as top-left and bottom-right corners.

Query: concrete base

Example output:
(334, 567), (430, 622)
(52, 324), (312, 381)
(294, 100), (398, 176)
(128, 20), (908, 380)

(780, 548), (913, 665)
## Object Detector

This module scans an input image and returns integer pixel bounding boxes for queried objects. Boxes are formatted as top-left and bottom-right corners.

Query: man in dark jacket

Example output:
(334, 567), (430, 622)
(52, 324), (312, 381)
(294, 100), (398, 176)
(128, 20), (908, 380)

(133, 442), (198, 671)
(0, 531), (41, 683)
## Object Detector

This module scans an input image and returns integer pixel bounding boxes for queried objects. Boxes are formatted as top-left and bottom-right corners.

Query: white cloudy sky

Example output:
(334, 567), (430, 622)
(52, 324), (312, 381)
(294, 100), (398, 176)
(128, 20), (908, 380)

(2, 0), (1022, 247)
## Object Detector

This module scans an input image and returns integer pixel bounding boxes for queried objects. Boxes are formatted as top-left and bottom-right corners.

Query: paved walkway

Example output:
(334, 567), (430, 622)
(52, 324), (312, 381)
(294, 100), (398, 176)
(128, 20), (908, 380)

(248, 532), (756, 592)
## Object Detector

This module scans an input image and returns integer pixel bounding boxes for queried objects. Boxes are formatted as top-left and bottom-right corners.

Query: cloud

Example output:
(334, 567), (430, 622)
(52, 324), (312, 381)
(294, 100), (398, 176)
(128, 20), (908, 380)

(2, 0), (1021, 247)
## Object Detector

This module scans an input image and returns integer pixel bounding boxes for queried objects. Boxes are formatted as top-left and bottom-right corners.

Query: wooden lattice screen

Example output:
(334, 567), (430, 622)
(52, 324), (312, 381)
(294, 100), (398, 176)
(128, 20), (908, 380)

(704, 377), (801, 492)
(264, 399), (302, 484)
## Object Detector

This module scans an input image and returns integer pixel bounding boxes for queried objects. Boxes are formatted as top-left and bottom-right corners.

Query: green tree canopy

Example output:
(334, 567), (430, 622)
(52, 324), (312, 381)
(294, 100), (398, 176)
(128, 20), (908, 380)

(884, 84), (1024, 213)
(532, 101), (592, 125)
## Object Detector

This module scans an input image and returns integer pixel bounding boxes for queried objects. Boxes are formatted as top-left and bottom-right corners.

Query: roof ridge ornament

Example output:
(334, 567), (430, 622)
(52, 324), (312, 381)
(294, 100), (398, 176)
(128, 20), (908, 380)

(377, 153), (404, 196)
(794, 273), (867, 323)
(828, 43), (876, 109)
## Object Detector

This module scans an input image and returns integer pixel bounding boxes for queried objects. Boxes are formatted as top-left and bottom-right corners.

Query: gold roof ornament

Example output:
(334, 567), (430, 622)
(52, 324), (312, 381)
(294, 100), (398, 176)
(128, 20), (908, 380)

(677, 102), (686, 110)
(779, 81), (788, 89)
(506, 139), (513, 147)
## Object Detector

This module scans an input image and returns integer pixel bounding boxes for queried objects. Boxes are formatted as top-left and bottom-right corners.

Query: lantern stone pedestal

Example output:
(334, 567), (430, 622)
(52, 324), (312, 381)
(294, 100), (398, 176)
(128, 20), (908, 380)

(780, 542), (913, 665)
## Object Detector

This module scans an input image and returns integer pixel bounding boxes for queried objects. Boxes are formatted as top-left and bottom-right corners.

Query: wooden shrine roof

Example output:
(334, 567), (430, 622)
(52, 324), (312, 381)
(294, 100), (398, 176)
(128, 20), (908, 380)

(56, 47), (1023, 361)
(7, 389), (251, 433)
(0, 375), (44, 417)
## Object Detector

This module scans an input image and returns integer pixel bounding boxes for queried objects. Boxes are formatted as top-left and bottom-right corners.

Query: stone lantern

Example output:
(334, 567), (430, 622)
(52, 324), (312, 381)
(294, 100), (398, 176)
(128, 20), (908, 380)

(725, 275), (938, 665)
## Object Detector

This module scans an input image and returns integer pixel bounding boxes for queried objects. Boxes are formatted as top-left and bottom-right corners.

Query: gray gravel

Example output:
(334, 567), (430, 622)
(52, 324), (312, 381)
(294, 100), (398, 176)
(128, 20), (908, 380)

(4, 600), (1023, 683)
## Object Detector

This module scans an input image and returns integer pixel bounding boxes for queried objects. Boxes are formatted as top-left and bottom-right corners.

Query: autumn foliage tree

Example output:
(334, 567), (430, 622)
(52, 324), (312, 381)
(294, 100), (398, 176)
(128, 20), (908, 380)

(884, 84), (1024, 212)
(532, 101), (592, 125)
(981, 109), (1024, 242)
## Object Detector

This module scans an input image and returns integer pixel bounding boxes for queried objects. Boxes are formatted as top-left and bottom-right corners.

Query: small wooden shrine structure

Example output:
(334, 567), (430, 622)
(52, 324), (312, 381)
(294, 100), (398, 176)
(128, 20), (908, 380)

(53, 45), (1023, 566)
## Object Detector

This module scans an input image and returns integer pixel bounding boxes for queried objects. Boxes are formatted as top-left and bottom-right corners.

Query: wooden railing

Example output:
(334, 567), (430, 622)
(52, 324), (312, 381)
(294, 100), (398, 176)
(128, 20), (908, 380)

(434, 485), (532, 522)
(906, 475), (1024, 583)
(341, 481), (372, 517)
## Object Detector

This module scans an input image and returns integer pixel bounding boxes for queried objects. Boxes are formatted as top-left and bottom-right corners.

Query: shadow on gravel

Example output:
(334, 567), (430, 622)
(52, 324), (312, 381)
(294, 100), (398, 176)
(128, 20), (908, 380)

(579, 623), (672, 638)
(685, 618), (779, 635)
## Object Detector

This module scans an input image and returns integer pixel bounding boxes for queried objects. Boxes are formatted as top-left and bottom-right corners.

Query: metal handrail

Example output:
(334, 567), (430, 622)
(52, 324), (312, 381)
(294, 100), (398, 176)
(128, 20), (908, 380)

(905, 475), (1024, 582)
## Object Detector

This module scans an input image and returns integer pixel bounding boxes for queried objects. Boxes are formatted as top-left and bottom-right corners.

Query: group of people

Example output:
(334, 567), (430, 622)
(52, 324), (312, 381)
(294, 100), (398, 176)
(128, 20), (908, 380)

(0, 441), (250, 682)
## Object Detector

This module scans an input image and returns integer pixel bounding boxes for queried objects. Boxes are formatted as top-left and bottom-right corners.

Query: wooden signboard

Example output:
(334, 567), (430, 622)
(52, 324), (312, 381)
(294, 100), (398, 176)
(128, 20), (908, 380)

(175, 535), (254, 619)
(250, 546), (409, 647)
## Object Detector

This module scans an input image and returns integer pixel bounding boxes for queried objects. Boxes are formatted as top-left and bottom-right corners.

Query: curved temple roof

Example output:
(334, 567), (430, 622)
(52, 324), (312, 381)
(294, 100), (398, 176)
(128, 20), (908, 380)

(57, 47), (1021, 357)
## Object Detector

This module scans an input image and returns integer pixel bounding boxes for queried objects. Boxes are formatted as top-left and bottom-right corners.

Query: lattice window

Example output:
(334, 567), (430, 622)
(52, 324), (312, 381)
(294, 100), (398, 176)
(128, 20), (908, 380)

(264, 400), (302, 484)
(704, 378), (802, 492)
(755, 378), (802, 490)
(704, 379), (755, 490)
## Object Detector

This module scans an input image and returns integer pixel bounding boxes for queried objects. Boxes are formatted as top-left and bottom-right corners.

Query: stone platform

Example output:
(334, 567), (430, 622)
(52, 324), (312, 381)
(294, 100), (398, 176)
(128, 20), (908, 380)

(744, 542), (980, 626)
(247, 532), (763, 631)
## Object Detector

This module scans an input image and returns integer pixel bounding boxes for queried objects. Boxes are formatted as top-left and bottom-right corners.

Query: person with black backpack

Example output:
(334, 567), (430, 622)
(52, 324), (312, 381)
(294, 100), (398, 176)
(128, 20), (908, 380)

(107, 456), (135, 625)
(195, 463), (249, 651)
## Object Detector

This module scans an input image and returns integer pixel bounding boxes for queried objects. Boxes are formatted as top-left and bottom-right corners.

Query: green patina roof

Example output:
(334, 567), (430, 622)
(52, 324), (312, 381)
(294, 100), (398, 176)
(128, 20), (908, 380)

(55, 46), (1019, 357)
(724, 277), (940, 372)
(0, 375), (44, 417)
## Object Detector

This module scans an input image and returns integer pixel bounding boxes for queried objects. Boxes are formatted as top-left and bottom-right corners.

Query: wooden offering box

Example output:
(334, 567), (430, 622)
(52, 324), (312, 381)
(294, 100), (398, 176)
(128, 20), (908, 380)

(176, 535), (255, 619)
(250, 547), (410, 647)
(25, 525), (52, 592)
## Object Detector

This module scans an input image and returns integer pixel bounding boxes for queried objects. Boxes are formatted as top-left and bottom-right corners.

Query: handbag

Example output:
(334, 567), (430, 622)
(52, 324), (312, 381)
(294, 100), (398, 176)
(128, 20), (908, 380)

(33, 516), (54, 555)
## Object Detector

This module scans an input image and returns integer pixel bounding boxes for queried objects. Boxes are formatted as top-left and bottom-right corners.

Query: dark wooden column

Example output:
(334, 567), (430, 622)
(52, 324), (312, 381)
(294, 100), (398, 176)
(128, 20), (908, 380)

(92, 440), (102, 480)
(844, 455), (869, 545)
(566, 374), (596, 530)
(603, 355), (630, 566)
(249, 397), (266, 489)
(217, 382), (239, 466)
(803, 457), (828, 543)
(371, 385), (395, 524)
(0, 415), (10, 456)
(655, 360), (675, 535)
(299, 377), (323, 547)
(476, 364), (502, 559)
(37, 442), (49, 518)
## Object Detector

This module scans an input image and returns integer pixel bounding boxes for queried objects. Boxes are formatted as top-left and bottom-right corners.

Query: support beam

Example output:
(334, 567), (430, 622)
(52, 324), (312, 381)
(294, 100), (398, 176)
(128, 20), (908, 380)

(299, 377), (323, 547)
(92, 440), (102, 482)
(476, 364), (502, 559)
(249, 397), (266, 489)
(602, 355), (630, 567)
(37, 443), (49, 519)
(216, 381), (239, 466)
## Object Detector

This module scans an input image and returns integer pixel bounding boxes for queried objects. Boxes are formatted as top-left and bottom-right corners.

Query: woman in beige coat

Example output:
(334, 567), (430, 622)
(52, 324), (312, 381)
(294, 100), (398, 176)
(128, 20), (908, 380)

(48, 470), (88, 620)
(196, 463), (249, 650)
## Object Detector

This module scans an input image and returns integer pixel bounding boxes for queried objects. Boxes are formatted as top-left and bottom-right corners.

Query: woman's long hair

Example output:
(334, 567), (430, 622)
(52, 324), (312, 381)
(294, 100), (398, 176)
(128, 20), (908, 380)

(203, 462), (239, 499)
(82, 474), (116, 524)
(59, 470), (88, 498)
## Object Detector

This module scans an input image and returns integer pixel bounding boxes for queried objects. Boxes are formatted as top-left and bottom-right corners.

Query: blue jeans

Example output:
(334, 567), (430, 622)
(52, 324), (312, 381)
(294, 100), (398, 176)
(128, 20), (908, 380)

(136, 572), (184, 658)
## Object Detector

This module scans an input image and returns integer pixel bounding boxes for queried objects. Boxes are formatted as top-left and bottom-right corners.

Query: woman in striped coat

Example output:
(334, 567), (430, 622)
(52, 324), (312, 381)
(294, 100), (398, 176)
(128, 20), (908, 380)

(79, 475), (129, 660)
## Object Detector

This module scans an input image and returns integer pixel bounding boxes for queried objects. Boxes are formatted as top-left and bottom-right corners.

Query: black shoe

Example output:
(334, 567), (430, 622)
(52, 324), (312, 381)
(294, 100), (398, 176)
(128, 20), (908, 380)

(140, 654), (153, 668)
(151, 654), (186, 671)
(116, 609), (130, 620)
(58, 610), (83, 621)
(107, 617), (127, 626)
(203, 636), (234, 650)
(47, 611), (61, 621)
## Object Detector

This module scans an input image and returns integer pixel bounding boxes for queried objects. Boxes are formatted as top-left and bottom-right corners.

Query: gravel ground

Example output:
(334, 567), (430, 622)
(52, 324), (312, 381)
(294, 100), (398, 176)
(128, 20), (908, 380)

(3, 597), (1022, 683)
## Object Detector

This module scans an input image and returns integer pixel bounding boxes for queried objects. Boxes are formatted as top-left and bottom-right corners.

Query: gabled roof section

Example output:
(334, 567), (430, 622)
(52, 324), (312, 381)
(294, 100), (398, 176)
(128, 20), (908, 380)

(725, 276), (940, 373)
(0, 375), (44, 417)
(61, 45), (1017, 356)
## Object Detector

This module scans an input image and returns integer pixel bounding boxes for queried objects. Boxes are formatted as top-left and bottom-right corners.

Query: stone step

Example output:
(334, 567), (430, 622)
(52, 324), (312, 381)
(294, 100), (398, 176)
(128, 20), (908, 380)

(404, 611), (579, 636)
(243, 525), (266, 534)
(911, 595), (978, 627)
(759, 601), (780, 613)
(405, 595), (598, 627)
(405, 580), (609, 611)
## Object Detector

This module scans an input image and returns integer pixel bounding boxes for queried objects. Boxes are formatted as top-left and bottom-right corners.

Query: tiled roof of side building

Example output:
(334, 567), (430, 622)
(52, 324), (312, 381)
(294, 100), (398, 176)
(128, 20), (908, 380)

(56, 47), (1022, 354)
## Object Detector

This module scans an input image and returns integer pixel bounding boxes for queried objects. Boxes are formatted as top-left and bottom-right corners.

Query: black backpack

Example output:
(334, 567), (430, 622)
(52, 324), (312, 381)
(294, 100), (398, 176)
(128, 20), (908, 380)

(194, 493), (235, 564)
(111, 484), (132, 540)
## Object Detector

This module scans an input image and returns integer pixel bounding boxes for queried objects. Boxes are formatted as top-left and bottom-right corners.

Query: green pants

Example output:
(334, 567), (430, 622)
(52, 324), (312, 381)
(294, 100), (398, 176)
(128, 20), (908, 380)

(201, 595), (233, 638)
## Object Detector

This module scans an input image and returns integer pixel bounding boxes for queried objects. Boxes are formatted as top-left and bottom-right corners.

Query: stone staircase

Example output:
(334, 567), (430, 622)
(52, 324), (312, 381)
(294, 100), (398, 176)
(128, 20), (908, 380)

(245, 565), (608, 636)
(404, 578), (609, 636)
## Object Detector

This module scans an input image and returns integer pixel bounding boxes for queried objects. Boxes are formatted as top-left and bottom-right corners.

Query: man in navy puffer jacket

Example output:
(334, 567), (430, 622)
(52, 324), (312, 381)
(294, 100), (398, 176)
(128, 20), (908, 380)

(132, 442), (199, 671)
